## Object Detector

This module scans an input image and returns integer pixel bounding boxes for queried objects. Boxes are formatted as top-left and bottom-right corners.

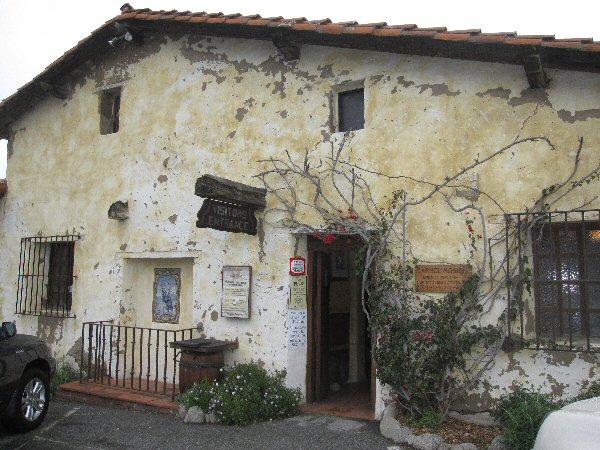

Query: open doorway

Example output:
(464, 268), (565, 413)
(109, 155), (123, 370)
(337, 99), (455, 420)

(305, 236), (374, 420)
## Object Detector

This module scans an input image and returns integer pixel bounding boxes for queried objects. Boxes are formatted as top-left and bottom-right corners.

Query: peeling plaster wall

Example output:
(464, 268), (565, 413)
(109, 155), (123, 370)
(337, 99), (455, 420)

(1, 32), (600, 412)
(457, 349), (600, 412)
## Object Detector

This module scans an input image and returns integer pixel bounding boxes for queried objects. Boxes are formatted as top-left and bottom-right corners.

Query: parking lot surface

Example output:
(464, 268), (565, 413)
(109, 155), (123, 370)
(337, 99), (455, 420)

(0, 400), (396, 449)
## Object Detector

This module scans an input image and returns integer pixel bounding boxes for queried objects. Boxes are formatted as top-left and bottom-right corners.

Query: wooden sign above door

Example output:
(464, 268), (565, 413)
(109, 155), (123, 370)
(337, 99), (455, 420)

(196, 199), (258, 235)
(195, 174), (267, 236)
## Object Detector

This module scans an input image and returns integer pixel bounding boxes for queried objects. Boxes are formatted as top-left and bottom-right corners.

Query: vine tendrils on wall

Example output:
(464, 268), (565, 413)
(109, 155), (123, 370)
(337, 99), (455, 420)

(255, 134), (600, 416)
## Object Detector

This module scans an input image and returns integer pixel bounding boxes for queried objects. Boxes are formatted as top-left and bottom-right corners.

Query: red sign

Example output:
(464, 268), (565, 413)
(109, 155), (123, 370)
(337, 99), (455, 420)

(289, 257), (306, 276)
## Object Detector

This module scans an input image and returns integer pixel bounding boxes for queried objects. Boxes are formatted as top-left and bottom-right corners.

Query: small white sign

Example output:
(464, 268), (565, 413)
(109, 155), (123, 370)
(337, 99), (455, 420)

(222, 266), (251, 319)
(289, 276), (307, 310)
(288, 309), (307, 348)
(289, 257), (306, 276)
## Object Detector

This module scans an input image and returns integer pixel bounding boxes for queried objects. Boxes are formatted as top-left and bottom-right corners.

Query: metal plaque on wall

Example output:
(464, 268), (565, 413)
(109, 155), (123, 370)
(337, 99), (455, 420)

(415, 264), (472, 293)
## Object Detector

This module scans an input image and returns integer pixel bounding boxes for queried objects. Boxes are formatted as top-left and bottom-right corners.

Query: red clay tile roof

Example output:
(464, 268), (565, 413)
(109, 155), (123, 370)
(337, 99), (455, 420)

(0, 179), (7, 198)
(0, 5), (599, 138)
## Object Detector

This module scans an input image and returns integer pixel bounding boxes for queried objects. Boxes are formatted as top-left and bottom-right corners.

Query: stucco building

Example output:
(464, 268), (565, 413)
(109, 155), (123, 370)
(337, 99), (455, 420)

(1, 5), (600, 418)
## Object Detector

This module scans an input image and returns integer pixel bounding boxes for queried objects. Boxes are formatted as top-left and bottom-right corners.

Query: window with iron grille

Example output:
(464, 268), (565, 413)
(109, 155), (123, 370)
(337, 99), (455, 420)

(508, 211), (600, 351)
(16, 235), (78, 318)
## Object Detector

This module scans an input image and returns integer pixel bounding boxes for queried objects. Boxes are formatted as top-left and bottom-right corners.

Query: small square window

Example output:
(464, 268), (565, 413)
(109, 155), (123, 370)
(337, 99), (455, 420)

(99, 87), (121, 135)
(338, 88), (364, 132)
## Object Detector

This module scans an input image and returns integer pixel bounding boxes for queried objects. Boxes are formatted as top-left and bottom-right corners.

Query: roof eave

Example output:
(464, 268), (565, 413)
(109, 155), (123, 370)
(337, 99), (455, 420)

(1, 12), (600, 138)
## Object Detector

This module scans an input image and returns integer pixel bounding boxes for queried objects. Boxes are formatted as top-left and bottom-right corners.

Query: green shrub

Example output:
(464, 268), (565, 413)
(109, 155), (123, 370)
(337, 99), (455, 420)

(492, 387), (560, 450)
(179, 380), (214, 412)
(50, 363), (80, 397)
(179, 362), (301, 426)
(261, 370), (301, 420)
(406, 408), (444, 429)
(212, 363), (269, 425)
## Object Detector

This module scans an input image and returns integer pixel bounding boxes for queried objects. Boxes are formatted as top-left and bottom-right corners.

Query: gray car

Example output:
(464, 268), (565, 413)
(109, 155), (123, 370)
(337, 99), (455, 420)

(0, 321), (56, 432)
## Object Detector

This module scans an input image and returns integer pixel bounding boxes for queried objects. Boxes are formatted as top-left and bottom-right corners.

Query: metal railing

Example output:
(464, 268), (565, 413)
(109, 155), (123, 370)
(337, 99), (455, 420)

(81, 321), (197, 400)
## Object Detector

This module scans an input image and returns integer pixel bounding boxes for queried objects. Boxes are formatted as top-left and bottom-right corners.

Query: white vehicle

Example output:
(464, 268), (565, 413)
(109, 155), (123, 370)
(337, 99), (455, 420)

(533, 396), (600, 450)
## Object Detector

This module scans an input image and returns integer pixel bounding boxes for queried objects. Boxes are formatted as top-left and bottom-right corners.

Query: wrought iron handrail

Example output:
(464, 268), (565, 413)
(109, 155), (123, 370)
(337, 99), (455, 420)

(80, 320), (197, 400)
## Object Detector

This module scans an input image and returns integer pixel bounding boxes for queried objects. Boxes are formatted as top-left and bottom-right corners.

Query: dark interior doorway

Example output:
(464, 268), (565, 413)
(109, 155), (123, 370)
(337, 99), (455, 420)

(306, 237), (373, 419)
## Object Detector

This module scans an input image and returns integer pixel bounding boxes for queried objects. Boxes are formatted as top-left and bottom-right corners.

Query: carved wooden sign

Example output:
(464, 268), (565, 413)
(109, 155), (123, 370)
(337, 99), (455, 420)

(195, 175), (266, 236)
(415, 265), (472, 293)
(197, 199), (258, 235)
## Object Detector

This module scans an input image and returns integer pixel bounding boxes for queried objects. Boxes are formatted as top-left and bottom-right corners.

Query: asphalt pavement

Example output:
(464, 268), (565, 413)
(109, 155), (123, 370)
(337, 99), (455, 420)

(0, 400), (398, 449)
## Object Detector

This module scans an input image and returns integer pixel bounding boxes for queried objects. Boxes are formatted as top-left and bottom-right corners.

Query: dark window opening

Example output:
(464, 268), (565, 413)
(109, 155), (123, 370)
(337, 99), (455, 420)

(16, 235), (78, 318)
(99, 87), (121, 135)
(338, 88), (364, 132)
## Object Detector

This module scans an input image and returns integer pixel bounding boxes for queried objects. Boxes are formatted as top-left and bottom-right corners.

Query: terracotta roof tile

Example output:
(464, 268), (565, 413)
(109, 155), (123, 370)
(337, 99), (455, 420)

(208, 13), (242, 24)
(225, 15), (261, 25)
(342, 26), (377, 35)
(470, 34), (513, 44)
(317, 24), (346, 35)
(206, 17), (228, 24)
(582, 43), (600, 52)
(542, 40), (584, 49)
(116, 12), (137, 20)
(556, 38), (593, 43)
(145, 14), (163, 21)
(373, 28), (403, 37)
(189, 15), (208, 24)
(247, 17), (282, 26)
(268, 21), (295, 28)
(401, 29), (439, 38)
(282, 17), (308, 23)
(292, 23), (319, 32)
(434, 33), (471, 42)
(504, 37), (544, 46)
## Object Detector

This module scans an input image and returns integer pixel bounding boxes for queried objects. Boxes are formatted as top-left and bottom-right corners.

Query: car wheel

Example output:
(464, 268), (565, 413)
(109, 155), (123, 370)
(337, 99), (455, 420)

(2, 367), (50, 432)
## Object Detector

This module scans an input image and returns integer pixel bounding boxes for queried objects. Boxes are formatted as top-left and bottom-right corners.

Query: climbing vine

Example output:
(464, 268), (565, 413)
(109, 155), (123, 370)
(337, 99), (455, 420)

(255, 134), (600, 418)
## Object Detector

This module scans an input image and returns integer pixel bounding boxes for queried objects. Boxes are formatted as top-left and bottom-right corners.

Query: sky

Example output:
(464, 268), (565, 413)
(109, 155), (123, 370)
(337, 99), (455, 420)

(1, 0), (599, 178)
